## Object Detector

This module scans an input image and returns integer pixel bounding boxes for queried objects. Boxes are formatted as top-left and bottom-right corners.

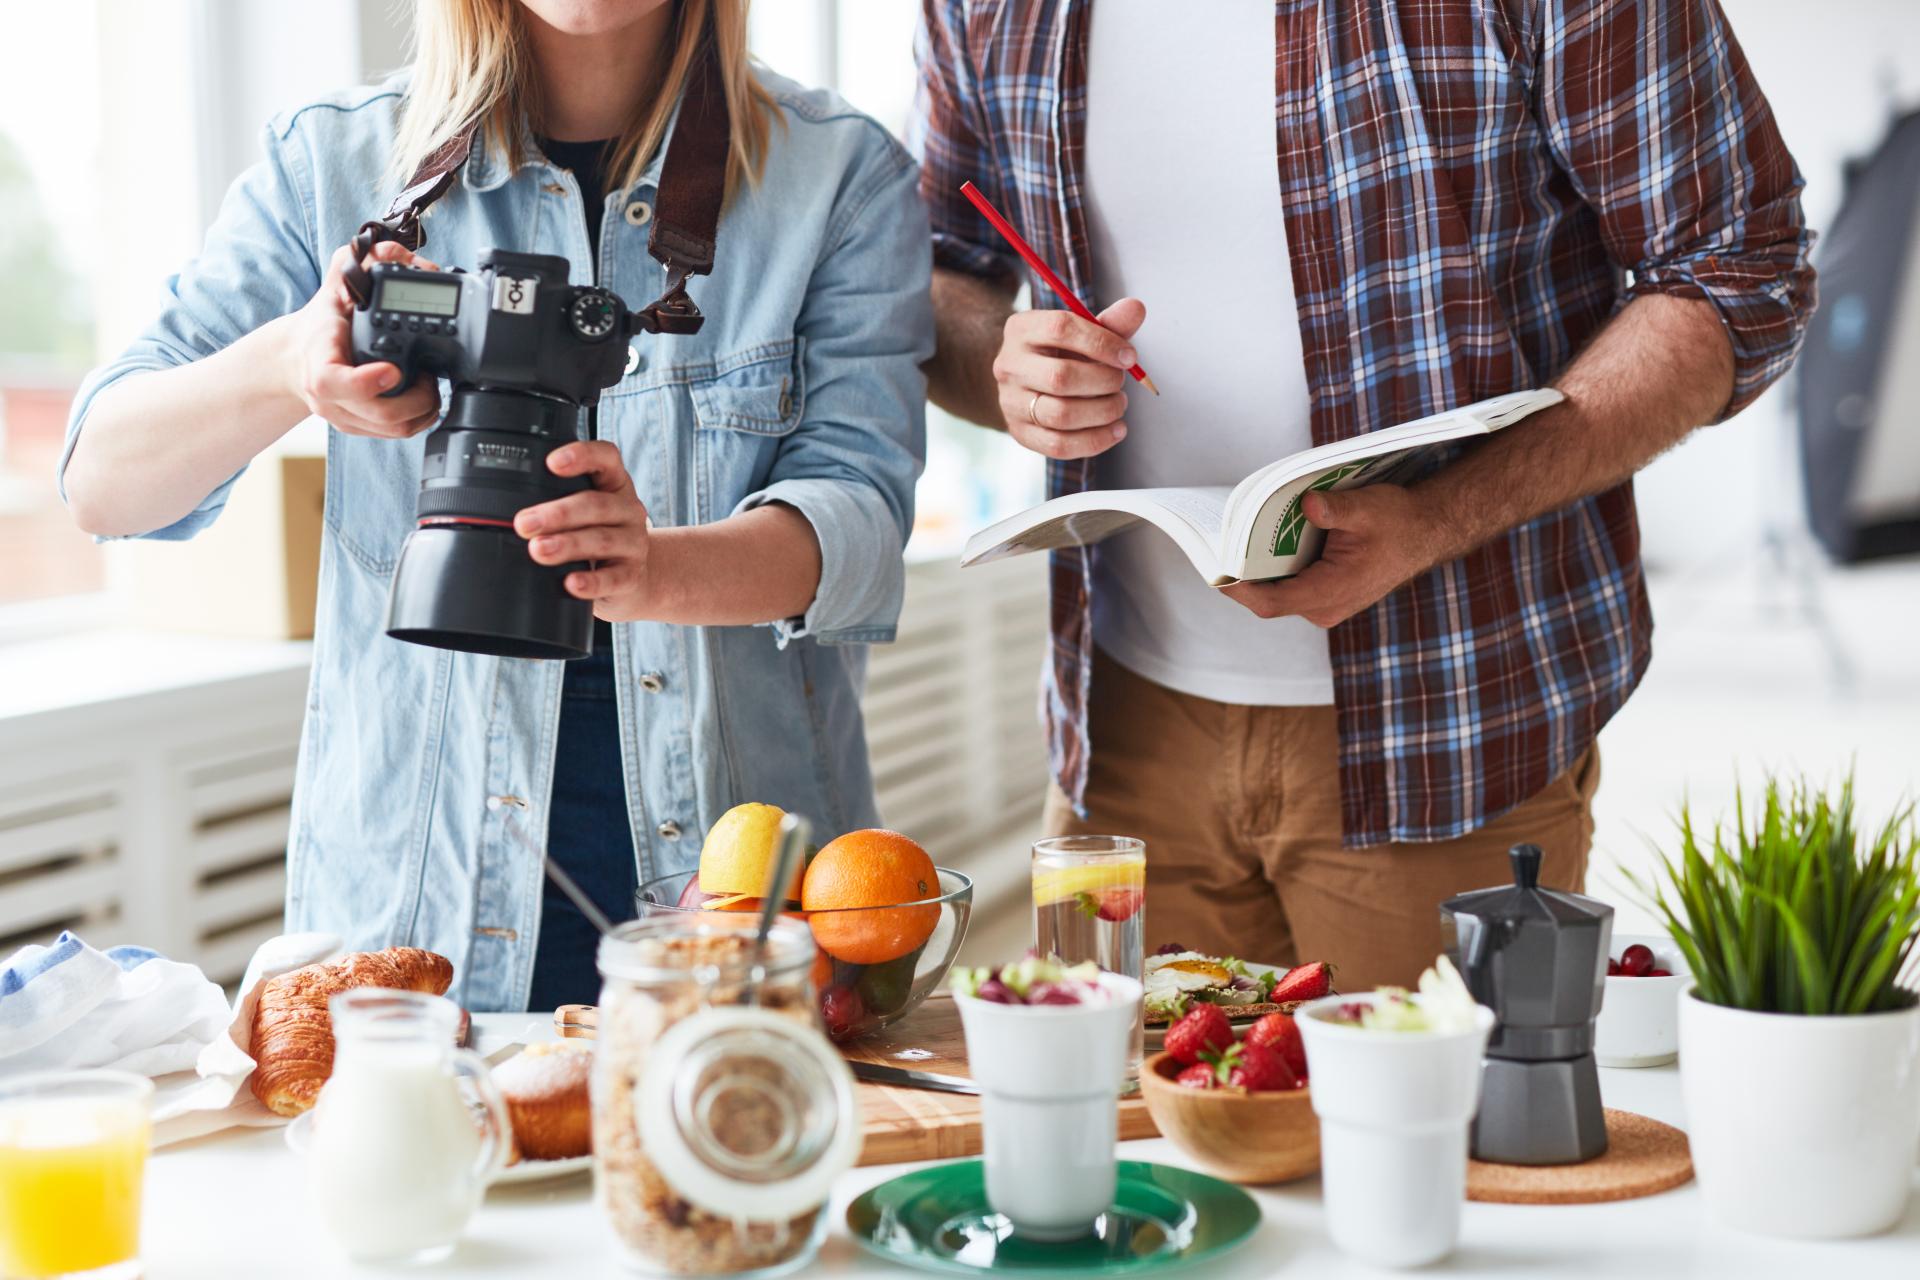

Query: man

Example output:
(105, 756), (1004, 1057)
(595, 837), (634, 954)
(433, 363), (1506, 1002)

(912, 0), (1813, 989)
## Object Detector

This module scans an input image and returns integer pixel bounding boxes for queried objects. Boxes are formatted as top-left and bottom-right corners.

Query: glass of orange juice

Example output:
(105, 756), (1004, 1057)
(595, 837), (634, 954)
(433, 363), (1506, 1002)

(0, 1070), (152, 1280)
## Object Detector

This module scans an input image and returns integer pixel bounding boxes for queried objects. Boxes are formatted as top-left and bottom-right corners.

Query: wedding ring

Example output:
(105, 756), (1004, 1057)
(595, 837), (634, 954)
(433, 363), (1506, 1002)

(1028, 392), (1044, 426)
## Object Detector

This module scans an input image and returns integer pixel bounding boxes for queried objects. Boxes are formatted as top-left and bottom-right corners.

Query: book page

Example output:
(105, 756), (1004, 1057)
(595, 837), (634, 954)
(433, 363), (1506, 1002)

(961, 487), (1230, 579)
(960, 391), (1565, 586)
(1227, 451), (1414, 581)
(1222, 388), (1565, 524)
(1218, 388), (1567, 581)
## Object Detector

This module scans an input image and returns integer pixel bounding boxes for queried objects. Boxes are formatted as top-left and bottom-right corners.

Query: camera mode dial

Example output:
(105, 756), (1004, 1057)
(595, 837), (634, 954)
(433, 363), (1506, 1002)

(569, 290), (620, 341)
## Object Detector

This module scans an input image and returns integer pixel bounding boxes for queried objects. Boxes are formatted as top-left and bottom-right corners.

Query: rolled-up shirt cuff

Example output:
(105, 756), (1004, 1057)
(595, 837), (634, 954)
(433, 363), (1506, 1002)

(61, 359), (241, 541)
(732, 478), (905, 648)
(1627, 262), (1812, 421)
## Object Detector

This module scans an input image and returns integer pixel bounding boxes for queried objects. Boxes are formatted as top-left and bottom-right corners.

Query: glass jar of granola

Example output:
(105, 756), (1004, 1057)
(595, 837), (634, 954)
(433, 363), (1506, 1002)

(592, 913), (859, 1276)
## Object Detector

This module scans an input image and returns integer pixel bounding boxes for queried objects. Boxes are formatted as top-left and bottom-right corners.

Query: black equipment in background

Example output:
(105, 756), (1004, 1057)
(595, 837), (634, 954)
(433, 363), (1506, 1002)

(1798, 108), (1920, 563)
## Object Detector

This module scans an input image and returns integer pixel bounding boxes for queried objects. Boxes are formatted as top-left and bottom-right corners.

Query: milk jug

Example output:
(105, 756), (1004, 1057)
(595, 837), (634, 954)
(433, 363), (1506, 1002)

(309, 989), (508, 1263)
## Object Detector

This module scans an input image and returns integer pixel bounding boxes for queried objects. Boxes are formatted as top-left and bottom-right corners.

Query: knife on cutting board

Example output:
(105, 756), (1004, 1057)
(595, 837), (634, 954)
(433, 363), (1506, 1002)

(847, 1061), (978, 1094)
(553, 1005), (980, 1094)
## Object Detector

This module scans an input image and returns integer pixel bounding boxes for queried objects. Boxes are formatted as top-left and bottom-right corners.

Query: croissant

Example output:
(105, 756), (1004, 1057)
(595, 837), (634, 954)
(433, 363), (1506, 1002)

(248, 946), (454, 1117)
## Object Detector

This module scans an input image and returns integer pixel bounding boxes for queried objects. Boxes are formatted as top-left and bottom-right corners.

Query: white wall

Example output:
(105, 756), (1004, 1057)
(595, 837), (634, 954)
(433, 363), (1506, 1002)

(1632, 0), (1920, 568)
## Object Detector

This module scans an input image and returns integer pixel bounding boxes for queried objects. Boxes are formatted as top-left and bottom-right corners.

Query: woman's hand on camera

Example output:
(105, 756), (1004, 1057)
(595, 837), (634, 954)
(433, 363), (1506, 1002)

(281, 241), (444, 439)
(516, 441), (656, 620)
(993, 297), (1145, 460)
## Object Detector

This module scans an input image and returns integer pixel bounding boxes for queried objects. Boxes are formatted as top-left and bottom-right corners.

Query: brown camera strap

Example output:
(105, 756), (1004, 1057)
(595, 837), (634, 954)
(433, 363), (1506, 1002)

(342, 30), (731, 337)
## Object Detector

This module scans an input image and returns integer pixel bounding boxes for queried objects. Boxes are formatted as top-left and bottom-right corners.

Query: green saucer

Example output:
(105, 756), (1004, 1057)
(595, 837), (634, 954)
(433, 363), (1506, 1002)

(845, 1160), (1260, 1276)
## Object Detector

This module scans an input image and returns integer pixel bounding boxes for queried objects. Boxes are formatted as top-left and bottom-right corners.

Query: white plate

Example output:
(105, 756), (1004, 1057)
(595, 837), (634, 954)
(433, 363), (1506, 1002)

(282, 1109), (592, 1187)
(1142, 960), (1286, 1049)
(490, 1152), (593, 1186)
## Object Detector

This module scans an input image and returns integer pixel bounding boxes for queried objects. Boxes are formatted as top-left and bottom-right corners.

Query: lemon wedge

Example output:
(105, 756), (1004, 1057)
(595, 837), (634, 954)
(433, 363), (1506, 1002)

(1030, 859), (1145, 908)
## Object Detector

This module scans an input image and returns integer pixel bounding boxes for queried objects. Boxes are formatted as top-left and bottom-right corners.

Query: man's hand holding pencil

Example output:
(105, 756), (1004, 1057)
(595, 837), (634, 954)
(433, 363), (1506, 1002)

(992, 297), (1146, 460)
(959, 181), (1156, 462)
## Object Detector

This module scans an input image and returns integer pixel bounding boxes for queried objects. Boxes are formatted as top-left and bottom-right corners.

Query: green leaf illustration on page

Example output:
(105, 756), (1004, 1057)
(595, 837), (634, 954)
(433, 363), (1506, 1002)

(1271, 462), (1365, 557)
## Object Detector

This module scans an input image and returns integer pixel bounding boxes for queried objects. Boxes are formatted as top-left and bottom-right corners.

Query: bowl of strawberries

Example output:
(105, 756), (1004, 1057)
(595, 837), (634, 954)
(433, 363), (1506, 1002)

(1138, 1004), (1320, 1185)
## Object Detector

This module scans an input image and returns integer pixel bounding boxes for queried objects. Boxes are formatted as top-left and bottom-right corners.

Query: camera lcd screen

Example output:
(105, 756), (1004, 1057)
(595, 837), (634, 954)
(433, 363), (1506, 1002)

(378, 277), (461, 317)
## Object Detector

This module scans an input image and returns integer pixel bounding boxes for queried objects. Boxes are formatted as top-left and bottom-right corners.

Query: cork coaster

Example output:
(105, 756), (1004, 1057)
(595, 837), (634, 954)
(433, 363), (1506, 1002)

(1467, 1109), (1693, 1205)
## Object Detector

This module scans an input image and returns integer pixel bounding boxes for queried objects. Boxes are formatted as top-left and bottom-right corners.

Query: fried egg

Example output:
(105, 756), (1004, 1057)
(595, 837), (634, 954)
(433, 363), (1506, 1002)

(1144, 952), (1234, 1000)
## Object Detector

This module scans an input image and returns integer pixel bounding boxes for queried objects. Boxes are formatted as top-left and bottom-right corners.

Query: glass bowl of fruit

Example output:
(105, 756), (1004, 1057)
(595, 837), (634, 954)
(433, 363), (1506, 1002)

(634, 807), (973, 1042)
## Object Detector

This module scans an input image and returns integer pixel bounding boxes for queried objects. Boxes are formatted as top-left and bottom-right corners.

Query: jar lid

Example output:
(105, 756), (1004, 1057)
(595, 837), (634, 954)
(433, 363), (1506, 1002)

(637, 1007), (862, 1221)
(597, 913), (814, 985)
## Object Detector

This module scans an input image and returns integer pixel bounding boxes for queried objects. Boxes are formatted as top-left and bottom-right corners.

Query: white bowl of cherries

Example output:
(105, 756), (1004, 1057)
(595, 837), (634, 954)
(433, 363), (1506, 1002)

(1594, 933), (1690, 1068)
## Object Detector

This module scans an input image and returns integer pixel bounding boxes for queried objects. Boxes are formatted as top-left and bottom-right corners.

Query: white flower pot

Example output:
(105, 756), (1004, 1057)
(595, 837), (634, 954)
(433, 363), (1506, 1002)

(1679, 989), (1920, 1238)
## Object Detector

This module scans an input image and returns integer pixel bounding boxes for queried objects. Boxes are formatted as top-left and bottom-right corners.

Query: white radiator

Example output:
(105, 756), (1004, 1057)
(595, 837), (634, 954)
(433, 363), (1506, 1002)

(0, 660), (307, 985)
(0, 555), (1052, 980)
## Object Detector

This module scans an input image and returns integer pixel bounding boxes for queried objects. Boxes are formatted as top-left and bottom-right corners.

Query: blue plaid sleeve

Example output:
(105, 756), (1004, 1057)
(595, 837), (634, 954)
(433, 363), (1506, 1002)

(910, 0), (1021, 281)
(1537, 0), (1816, 417)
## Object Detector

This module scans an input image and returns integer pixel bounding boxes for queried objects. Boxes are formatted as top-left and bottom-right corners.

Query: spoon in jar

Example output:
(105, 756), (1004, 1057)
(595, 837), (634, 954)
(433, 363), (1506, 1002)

(745, 813), (811, 1005)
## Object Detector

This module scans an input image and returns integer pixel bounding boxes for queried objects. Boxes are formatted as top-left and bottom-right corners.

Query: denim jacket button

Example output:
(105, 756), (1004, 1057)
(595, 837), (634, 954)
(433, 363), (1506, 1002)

(624, 200), (653, 227)
(639, 672), (666, 693)
(657, 820), (683, 841)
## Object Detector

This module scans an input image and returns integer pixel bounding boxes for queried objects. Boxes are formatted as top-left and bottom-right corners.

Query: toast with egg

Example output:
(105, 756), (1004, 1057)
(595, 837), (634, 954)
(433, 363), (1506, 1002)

(1144, 949), (1319, 1025)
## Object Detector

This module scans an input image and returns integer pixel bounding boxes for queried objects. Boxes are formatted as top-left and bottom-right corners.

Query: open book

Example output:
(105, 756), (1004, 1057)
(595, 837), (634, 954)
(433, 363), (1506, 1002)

(961, 389), (1564, 585)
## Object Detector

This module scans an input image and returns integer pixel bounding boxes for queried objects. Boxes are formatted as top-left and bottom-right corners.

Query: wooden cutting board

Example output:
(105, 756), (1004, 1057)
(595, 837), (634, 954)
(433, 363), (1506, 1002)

(555, 994), (1160, 1167)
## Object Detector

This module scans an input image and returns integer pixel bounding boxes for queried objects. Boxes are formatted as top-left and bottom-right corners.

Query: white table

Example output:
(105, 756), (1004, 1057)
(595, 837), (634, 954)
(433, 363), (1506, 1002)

(144, 1015), (1920, 1278)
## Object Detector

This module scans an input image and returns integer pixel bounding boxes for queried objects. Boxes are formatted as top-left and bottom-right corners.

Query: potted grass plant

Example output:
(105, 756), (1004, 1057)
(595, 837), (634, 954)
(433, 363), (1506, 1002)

(1629, 772), (1920, 1239)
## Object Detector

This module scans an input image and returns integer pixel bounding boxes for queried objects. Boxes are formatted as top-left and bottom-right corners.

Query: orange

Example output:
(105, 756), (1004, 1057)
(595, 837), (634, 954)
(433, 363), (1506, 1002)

(801, 829), (940, 965)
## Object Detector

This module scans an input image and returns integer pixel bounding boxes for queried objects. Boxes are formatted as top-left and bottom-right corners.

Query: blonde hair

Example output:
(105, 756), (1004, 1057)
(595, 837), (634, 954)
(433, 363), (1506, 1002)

(390, 0), (775, 199)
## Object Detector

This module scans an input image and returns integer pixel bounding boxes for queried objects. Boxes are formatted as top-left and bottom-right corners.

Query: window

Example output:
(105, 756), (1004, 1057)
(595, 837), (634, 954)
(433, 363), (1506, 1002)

(750, 1), (1044, 560)
(0, 0), (1042, 636)
(0, 5), (106, 612)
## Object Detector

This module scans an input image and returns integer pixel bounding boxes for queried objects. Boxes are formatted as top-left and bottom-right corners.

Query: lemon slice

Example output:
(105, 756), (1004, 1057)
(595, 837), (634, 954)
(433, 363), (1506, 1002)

(1030, 859), (1145, 908)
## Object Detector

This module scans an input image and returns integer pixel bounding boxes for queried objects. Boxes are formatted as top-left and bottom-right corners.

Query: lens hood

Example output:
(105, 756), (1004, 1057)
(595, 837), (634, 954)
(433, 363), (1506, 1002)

(386, 524), (593, 661)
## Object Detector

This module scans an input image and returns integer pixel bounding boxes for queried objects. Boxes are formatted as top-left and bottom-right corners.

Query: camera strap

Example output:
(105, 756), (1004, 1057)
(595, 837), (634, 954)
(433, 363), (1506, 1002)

(343, 34), (732, 338)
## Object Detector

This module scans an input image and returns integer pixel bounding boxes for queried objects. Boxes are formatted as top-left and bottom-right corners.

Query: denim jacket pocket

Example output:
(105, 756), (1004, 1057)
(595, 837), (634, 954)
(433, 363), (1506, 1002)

(688, 339), (806, 436)
(689, 340), (806, 524)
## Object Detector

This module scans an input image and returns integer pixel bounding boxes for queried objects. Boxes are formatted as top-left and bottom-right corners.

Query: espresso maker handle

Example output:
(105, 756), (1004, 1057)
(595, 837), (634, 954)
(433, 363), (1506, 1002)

(1508, 842), (1544, 889)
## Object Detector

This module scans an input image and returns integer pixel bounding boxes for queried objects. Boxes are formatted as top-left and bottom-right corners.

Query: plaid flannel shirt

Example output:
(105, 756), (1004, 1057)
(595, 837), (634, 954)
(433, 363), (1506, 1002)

(910, 0), (1814, 846)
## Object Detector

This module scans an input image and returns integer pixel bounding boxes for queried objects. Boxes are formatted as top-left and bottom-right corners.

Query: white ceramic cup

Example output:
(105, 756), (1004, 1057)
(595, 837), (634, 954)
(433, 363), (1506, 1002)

(1594, 933), (1690, 1068)
(953, 973), (1143, 1241)
(1297, 993), (1496, 1268)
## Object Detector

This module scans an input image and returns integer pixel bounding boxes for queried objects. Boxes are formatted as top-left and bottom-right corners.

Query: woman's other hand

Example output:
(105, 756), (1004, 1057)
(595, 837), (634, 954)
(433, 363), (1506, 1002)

(515, 441), (656, 620)
(992, 297), (1145, 459)
(281, 240), (444, 438)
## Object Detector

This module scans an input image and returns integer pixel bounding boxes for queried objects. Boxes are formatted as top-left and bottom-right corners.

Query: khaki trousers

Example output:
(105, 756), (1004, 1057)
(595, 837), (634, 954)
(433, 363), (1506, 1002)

(1042, 650), (1598, 993)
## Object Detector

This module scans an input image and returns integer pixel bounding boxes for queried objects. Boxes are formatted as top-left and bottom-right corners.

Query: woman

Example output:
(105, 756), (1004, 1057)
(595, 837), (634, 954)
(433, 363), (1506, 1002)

(60, 0), (931, 1011)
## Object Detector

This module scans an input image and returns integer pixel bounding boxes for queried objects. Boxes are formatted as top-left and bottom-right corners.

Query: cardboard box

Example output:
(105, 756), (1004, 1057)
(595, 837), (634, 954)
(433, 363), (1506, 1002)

(110, 454), (325, 640)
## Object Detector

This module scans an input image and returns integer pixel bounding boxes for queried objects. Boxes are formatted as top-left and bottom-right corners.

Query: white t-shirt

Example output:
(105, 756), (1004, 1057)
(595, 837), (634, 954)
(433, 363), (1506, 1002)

(1083, 0), (1334, 706)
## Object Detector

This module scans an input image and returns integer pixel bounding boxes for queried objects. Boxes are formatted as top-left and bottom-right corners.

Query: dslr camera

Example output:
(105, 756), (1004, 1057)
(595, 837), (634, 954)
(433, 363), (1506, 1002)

(350, 249), (647, 660)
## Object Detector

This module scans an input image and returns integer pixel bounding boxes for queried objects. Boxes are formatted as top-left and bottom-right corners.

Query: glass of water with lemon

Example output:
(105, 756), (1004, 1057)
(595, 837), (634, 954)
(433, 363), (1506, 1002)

(0, 1070), (152, 1280)
(1031, 835), (1146, 1076)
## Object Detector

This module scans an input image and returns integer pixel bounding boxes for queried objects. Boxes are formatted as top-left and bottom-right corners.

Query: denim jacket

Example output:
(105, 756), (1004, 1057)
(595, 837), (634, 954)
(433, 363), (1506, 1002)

(62, 69), (933, 1011)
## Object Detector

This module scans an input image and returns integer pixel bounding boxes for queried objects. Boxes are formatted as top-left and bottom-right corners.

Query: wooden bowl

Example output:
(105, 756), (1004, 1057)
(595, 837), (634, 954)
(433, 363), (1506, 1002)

(1138, 1050), (1320, 1185)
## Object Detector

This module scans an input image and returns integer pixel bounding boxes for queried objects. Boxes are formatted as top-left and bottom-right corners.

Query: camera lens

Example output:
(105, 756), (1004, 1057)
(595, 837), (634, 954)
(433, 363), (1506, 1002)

(385, 387), (595, 660)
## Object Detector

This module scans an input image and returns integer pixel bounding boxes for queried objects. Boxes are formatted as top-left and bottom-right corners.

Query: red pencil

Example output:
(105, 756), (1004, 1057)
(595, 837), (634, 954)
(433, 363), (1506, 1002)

(959, 180), (1159, 395)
